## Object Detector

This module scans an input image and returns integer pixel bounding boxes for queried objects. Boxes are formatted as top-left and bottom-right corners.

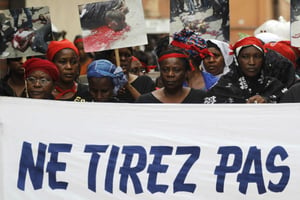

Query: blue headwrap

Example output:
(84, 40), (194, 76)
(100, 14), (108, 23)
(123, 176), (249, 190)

(87, 59), (127, 94)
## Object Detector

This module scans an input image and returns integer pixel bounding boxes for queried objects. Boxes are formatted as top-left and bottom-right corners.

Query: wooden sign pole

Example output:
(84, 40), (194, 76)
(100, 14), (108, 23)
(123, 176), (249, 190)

(114, 49), (120, 67)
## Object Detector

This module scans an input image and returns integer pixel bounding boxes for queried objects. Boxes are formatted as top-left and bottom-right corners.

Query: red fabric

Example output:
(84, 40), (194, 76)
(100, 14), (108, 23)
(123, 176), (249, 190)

(131, 56), (139, 62)
(171, 40), (214, 58)
(132, 56), (149, 71)
(232, 36), (265, 54)
(23, 58), (59, 81)
(264, 41), (297, 68)
(147, 65), (157, 70)
(54, 82), (76, 100)
(158, 53), (189, 62)
(74, 38), (83, 44)
(46, 39), (79, 61)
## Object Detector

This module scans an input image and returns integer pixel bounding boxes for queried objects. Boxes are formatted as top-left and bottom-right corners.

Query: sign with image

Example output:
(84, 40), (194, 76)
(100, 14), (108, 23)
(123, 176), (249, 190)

(0, 6), (52, 59)
(78, 0), (147, 52)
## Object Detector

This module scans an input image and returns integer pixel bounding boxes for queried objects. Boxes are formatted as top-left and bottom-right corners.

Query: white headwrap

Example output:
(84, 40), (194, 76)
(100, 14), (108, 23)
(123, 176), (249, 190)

(202, 39), (233, 78)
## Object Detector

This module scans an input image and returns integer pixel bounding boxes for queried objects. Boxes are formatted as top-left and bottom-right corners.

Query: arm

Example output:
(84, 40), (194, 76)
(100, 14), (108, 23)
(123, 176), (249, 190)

(124, 82), (141, 100)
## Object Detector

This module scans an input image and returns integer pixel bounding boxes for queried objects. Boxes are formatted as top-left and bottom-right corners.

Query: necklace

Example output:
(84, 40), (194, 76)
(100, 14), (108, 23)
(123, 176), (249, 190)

(54, 82), (77, 100)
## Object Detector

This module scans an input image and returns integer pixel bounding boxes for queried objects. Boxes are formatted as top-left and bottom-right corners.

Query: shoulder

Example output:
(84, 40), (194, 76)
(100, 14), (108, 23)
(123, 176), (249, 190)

(132, 75), (155, 92)
(135, 75), (155, 83)
(189, 88), (207, 97)
(183, 88), (207, 103)
(201, 71), (219, 89)
(135, 92), (159, 103)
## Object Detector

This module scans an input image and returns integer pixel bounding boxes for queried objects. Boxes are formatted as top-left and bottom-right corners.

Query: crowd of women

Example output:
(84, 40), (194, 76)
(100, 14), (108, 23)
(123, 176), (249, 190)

(0, 28), (300, 103)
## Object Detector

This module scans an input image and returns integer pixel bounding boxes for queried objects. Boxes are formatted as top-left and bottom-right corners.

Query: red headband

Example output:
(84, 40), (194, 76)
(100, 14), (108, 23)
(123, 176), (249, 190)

(158, 53), (189, 62)
(74, 38), (83, 44)
(232, 36), (265, 55)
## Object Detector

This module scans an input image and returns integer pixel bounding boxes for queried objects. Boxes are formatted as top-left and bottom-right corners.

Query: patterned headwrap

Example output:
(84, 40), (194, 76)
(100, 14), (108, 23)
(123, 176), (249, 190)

(87, 59), (127, 94)
(23, 58), (59, 81)
(171, 29), (211, 58)
(46, 39), (79, 61)
(232, 36), (265, 57)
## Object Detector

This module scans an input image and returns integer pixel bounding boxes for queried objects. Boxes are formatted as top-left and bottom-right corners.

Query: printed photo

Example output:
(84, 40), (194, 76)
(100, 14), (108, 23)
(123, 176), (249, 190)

(291, 0), (300, 47)
(0, 6), (52, 59)
(78, 0), (147, 52)
(170, 0), (229, 42)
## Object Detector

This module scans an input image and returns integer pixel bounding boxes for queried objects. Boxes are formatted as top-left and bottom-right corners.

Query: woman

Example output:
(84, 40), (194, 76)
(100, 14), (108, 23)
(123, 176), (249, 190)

(204, 36), (287, 103)
(23, 58), (59, 99)
(87, 59), (127, 102)
(46, 39), (89, 101)
(135, 48), (207, 103)
(73, 35), (94, 76)
(0, 57), (26, 97)
(202, 39), (233, 78)
(130, 56), (144, 76)
(96, 47), (155, 102)
(171, 29), (218, 91)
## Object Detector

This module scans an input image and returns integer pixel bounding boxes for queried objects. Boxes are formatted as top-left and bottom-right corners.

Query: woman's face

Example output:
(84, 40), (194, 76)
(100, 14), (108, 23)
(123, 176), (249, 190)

(26, 70), (54, 99)
(203, 47), (225, 76)
(53, 49), (79, 83)
(8, 58), (24, 76)
(160, 57), (186, 91)
(88, 77), (114, 102)
(130, 60), (143, 76)
(238, 46), (264, 77)
(110, 48), (132, 74)
(75, 41), (88, 61)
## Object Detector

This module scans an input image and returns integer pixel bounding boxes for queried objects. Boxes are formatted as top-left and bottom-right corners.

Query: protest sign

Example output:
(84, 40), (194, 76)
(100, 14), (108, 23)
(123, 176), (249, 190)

(0, 97), (299, 199)
(291, 0), (300, 47)
(170, 0), (229, 42)
(78, 0), (147, 52)
(0, 6), (52, 59)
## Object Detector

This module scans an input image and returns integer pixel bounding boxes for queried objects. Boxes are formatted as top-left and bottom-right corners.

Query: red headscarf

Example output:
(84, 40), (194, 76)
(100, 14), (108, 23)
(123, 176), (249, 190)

(232, 36), (265, 57)
(264, 41), (297, 68)
(23, 58), (59, 81)
(46, 39), (79, 61)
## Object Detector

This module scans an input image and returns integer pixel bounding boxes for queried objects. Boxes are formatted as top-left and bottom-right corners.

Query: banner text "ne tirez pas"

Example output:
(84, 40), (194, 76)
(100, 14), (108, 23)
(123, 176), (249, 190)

(17, 142), (290, 195)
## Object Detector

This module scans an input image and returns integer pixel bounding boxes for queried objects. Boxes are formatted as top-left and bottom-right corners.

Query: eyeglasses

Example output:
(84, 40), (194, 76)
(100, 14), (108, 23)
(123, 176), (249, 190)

(26, 77), (51, 86)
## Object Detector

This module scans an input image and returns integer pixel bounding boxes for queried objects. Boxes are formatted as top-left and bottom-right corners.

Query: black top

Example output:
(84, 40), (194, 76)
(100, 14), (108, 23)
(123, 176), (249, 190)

(135, 88), (207, 103)
(0, 76), (26, 97)
(204, 63), (287, 103)
(117, 75), (155, 103)
(264, 49), (296, 88)
(280, 81), (300, 103)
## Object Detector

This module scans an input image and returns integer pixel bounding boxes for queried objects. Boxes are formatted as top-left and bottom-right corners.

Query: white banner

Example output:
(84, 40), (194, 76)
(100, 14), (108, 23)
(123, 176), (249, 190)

(0, 97), (300, 200)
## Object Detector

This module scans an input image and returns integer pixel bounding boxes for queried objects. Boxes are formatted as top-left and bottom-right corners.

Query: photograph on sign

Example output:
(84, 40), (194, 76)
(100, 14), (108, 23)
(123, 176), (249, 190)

(170, 0), (229, 42)
(291, 0), (300, 47)
(78, 0), (147, 52)
(0, 6), (52, 59)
